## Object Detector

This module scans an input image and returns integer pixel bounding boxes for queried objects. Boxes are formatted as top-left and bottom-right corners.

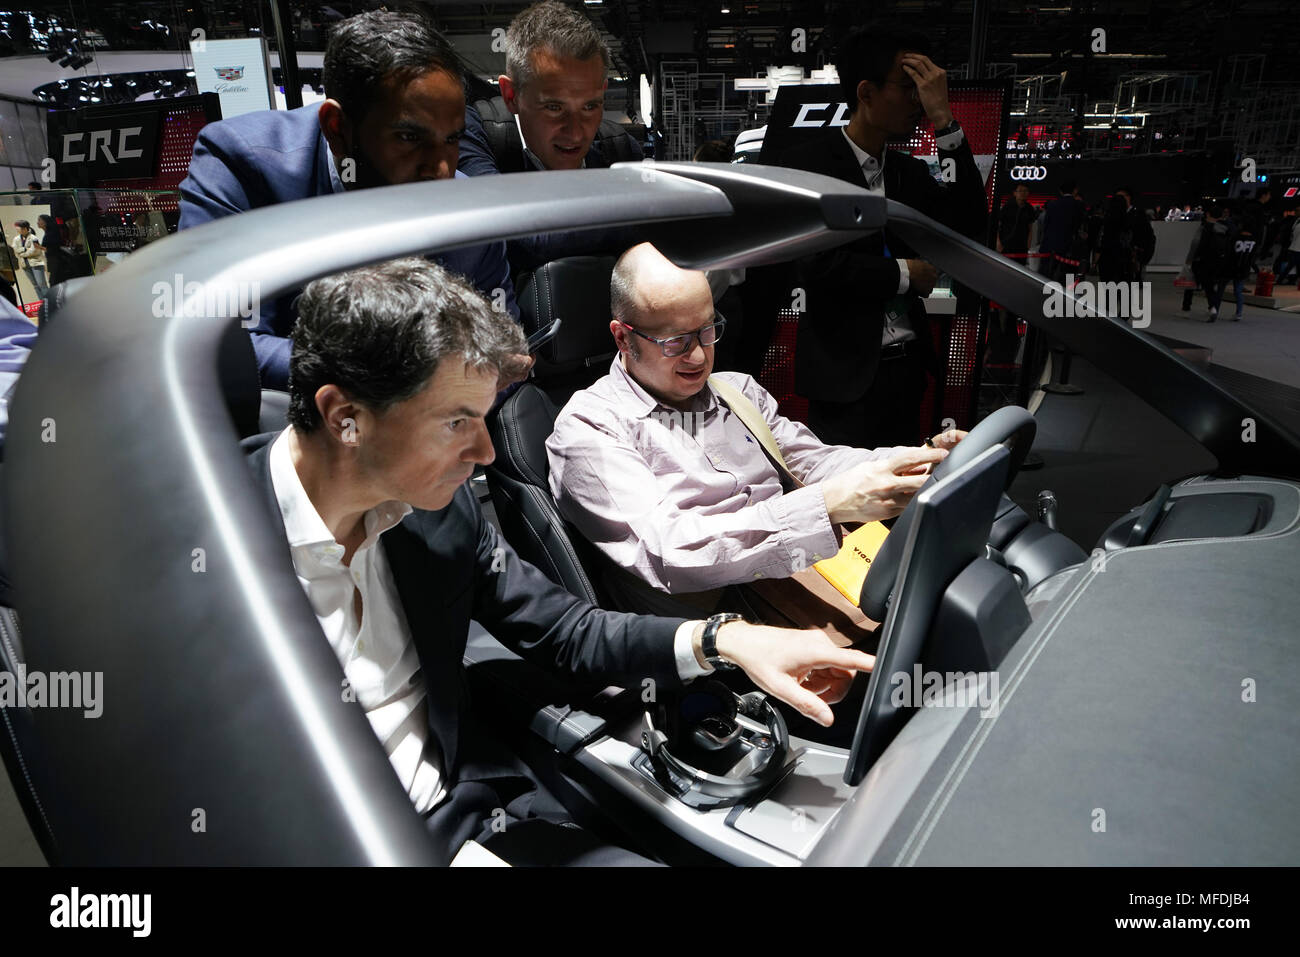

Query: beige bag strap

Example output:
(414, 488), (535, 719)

(708, 375), (804, 489)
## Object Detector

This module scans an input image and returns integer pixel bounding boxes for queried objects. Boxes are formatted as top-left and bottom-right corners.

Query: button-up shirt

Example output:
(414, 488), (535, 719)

(547, 358), (907, 605)
(269, 429), (447, 814)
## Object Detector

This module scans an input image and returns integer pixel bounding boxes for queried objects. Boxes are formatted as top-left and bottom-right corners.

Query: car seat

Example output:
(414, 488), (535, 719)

(486, 256), (618, 607)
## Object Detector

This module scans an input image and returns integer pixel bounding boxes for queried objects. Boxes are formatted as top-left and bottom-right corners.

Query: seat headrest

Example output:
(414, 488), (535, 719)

(488, 382), (558, 491)
(517, 256), (618, 367)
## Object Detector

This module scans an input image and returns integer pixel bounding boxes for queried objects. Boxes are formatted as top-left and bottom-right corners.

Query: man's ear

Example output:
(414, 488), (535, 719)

(318, 99), (351, 160)
(610, 319), (630, 355)
(855, 79), (874, 115)
(315, 384), (364, 447)
(499, 74), (520, 114)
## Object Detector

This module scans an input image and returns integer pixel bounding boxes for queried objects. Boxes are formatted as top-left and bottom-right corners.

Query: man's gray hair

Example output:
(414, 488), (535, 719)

(505, 0), (611, 88)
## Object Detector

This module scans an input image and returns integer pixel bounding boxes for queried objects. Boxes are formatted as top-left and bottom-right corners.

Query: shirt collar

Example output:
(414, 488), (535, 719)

(269, 428), (411, 562)
(841, 128), (886, 188)
(609, 354), (719, 417)
(325, 137), (346, 195)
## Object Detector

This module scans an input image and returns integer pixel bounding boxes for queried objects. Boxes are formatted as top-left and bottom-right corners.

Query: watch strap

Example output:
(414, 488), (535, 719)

(702, 613), (743, 669)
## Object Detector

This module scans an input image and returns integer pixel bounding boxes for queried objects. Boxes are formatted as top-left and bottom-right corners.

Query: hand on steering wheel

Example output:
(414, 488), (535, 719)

(859, 408), (1037, 620)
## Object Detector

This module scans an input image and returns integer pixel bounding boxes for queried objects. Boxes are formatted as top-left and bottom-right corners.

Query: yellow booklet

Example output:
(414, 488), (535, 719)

(813, 521), (891, 606)
(705, 375), (891, 608)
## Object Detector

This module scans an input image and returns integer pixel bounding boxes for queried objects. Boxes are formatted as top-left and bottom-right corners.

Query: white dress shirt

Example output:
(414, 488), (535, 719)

(269, 429), (447, 814)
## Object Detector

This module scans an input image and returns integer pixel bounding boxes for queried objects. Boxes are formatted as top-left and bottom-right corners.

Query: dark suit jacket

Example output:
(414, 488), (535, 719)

(243, 431), (686, 860)
(1040, 195), (1085, 258)
(179, 106), (519, 390)
(778, 128), (987, 403)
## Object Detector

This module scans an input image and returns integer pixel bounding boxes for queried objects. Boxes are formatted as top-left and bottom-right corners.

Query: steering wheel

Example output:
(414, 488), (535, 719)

(859, 406), (1037, 621)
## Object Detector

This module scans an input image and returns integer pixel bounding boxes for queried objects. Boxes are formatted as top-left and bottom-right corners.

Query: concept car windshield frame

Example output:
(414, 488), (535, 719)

(5, 162), (1299, 866)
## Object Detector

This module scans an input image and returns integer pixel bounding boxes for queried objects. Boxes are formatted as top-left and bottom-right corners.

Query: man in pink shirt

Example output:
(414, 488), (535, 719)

(548, 243), (963, 626)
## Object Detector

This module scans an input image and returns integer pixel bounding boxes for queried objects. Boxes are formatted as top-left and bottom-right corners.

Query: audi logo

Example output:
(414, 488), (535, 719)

(1010, 166), (1047, 181)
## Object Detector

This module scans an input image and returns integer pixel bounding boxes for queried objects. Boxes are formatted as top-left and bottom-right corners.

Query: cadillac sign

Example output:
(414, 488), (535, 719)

(190, 37), (274, 117)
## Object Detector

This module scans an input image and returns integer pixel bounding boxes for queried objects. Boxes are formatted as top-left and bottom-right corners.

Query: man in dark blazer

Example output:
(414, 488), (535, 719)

(778, 25), (987, 449)
(179, 10), (518, 391)
(456, 1), (644, 274)
(246, 256), (874, 865)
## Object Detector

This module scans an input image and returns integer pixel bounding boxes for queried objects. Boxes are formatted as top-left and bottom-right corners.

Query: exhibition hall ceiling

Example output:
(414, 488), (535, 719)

(0, 1), (1294, 103)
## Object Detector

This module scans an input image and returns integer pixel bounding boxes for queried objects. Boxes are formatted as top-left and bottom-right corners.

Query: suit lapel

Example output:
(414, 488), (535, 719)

(314, 129), (338, 196)
(246, 435), (289, 541)
(381, 516), (464, 776)
(882, 150), (915, 259)
(883, 149), (903, 198)
(827, 128), (870, 189)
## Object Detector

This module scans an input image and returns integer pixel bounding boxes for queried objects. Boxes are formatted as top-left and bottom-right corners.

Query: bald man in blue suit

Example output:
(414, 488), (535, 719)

(179, 10), (519, 390)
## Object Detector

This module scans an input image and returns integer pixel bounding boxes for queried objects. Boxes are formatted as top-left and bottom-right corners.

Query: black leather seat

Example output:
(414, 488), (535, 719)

(486, 256), (619, 606)
(514, 255), (617, 403)
(473, 257), (637, 778)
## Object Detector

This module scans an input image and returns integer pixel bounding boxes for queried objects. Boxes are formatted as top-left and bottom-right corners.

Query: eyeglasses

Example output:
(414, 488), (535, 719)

(882, 79), (920, 101)
(619, 315), (727, 357)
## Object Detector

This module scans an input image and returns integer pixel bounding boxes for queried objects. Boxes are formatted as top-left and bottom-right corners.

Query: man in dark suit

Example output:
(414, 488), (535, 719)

(245, 255), (874, 865)
(778, 25), (987, 449)
(457, 0), (644, 273)
(1115, 187), (1156, 282)
(1039, 179), (1086, 284)
(179, 10), (518, 391)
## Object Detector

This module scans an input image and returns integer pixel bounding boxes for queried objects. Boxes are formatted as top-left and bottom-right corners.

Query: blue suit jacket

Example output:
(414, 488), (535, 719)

(0, 298), (37, 456)
(179, 105), (519, 389)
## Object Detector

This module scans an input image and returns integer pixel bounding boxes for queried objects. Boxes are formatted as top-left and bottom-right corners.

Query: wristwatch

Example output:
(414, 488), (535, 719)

(700, 613), (744, 670)
(933, 119), (961, 138)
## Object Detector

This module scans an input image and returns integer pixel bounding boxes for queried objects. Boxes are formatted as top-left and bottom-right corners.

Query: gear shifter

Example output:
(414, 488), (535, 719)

(639, 681), (790, 809)
(1037, 490), (1059, 531)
